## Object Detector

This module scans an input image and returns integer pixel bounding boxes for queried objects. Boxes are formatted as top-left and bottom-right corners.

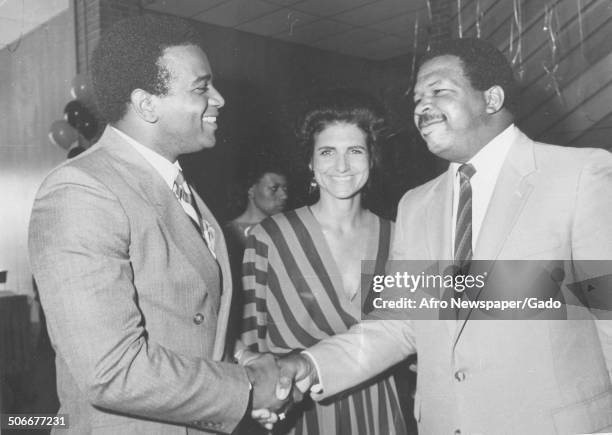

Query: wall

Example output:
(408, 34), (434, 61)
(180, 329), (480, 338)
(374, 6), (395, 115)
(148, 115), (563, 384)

(451, 0), (612, 149)
(74, 0), (142, 74)
(0, 5), (76, 298)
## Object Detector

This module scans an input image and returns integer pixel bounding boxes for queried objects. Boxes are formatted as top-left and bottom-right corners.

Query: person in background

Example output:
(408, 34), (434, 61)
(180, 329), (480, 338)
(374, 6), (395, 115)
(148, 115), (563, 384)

(28, 15), (288, 434)
(276, 38), (612, 435)
(224, 162), (288, 360)
(239, 89), (407, 434)
(225, 162), (288, 251)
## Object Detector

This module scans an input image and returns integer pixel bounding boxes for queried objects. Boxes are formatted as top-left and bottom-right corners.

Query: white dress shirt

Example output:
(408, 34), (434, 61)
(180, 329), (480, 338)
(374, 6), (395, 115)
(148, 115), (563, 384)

(450, 124), (516, 255)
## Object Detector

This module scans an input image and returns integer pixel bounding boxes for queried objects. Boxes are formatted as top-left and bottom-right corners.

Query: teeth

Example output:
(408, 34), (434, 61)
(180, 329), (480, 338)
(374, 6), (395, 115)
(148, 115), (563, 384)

(419, 115), (445, 129)
(203, 116), (217, 123)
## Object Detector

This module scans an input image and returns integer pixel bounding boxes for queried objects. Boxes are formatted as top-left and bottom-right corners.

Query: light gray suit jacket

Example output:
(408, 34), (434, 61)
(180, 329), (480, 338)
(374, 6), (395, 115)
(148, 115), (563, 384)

(307, 128), (612, 434)
(28, 127), (250, 434)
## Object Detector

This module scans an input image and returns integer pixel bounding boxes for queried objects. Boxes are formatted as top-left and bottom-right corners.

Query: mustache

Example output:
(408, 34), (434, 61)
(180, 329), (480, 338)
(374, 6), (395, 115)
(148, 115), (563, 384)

(417, 113), (445, 129)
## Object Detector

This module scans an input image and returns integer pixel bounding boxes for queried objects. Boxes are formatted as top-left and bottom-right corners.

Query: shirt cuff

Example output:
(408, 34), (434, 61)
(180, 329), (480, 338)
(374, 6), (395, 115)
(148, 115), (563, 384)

(300, 350), (323, 394)
(234, 348), (246, 364)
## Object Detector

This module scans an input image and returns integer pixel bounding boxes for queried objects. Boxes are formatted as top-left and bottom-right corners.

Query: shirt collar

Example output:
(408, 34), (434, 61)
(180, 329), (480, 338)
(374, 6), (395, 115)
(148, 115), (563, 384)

(111, 126), (181, 190)
(451, 123), (516, 179)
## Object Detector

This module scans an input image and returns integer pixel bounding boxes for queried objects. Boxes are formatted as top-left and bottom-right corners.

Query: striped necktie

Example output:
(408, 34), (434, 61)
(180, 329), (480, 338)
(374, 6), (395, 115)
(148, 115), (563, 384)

(173, 171), (216, 258)
(454, 163), (476, 312)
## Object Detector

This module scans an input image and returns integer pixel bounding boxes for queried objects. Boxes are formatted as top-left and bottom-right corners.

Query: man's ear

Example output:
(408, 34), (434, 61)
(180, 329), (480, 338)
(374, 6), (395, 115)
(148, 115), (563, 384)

(484, 85), (505, 114)
(247, 185), (255, 199)
(130, 89), (158, 123)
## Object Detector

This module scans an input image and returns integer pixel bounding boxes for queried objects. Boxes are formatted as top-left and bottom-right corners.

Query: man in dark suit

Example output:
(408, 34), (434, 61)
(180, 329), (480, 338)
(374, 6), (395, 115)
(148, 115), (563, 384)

(29, 15), (285, 434)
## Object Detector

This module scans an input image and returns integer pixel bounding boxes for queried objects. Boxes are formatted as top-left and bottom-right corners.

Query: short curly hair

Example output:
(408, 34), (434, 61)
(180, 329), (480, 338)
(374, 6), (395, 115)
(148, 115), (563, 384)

(91, 15), (201, 123)
(419, 38), (519, 116)
(245, 158), (287, 189)
(228, 157), (287, 215)
(297, 88), (386, 172)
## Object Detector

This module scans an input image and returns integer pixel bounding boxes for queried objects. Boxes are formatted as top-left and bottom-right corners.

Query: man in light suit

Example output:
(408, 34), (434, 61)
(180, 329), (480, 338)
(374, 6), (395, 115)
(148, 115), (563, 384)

(28, 15), (286, 434)
(275, 38), (612, 434)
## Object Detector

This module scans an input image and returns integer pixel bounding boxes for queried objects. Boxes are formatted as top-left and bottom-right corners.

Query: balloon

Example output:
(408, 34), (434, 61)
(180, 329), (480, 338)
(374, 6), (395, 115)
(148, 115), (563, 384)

(70, 73), (92, 101)
(63, 100), (98, 140)
(78, 116), (98, 140)
(64, 100), (87, 128)
(49, 120), (78, 149)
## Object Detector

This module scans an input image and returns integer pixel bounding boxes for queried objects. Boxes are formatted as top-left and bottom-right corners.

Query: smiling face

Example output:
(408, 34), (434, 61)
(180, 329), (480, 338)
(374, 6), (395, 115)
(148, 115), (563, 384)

(311, 122), (370, 200)
(249, 172), (288, 217)
(153, 44), (224, 159)
(413, 55), (489, 163)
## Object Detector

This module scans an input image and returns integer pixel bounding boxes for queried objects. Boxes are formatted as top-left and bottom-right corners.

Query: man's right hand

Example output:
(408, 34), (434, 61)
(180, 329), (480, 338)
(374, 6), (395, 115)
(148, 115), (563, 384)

(275, 353), (320, 401)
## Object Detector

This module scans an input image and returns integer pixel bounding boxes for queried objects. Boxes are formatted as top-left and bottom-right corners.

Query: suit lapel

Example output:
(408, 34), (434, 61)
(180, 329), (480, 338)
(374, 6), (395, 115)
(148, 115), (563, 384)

(426, 169), (454, 262)
(474, 133), (536, 261)
(424, 170), (457, 341)
(191, 190), (232, 360)
(453, 130), (537, 345)
(99, 129), (212, 286)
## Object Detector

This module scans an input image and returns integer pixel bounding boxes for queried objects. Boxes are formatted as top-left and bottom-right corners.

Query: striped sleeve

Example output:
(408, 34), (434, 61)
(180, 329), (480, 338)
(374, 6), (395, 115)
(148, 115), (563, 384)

(240, 229), (270, 352)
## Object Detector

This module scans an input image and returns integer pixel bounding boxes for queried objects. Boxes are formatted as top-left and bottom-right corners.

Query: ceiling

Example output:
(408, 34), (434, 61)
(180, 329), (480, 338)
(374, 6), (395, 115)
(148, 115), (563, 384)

(143, 0), (430, 61)
(0, 0), (68, 51)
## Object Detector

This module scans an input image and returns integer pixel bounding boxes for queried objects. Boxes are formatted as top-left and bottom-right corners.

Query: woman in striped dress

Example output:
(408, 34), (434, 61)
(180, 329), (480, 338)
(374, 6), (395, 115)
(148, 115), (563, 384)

(240, 89), (407, 435)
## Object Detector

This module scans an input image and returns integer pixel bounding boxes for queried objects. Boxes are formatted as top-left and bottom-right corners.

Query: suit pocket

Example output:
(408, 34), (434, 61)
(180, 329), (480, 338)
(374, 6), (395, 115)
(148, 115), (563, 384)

(552, 389), (612, 434)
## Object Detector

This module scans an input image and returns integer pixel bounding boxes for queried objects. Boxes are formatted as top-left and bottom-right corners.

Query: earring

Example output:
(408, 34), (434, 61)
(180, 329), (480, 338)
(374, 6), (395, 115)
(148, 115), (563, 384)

(308, 178), (319, 195)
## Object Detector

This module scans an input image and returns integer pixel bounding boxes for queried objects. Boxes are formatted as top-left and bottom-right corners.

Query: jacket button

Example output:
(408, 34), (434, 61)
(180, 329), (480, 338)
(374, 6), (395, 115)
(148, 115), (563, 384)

(193, 313), (204, 325)
(454, 370), (466, 382)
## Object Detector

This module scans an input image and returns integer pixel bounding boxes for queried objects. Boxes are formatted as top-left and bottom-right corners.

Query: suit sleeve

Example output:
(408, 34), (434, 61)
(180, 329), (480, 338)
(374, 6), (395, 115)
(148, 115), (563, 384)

(239, 228), (270, 353)
(28, 167), (250, 432)
(306, 319), (416, 400)
(571, 150), (612, 382)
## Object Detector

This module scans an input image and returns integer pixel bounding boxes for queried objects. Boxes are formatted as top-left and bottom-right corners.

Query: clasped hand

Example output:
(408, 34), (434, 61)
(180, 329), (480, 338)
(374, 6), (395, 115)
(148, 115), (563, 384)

(242, 351), (319, 429)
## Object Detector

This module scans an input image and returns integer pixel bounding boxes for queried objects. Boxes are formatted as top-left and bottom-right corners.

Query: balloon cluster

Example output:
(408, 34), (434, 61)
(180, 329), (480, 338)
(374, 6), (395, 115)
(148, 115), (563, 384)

(48, 73), (99, 155)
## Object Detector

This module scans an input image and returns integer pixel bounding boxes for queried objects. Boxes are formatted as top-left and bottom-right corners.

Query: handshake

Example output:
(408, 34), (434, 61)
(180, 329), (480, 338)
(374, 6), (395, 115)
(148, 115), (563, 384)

(240, 350), (322, 429)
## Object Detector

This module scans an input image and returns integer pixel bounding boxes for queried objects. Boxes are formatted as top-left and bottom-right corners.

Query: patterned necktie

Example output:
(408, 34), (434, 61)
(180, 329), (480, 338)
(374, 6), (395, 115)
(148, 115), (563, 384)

(173, 171), (216, 258)
(454, 163), (476, 313)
